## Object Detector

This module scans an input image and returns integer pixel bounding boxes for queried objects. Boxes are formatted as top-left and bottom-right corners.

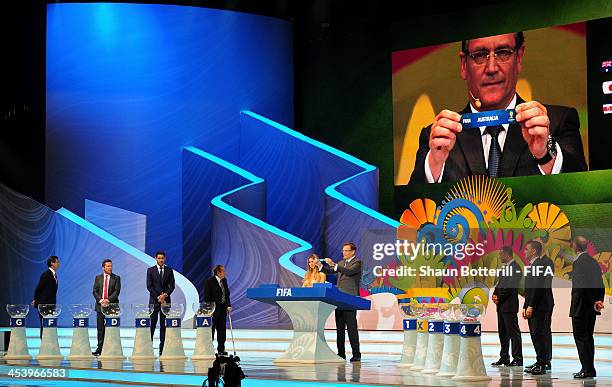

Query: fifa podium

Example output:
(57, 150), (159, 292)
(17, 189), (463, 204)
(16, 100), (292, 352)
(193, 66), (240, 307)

(247, 283), (371, 364)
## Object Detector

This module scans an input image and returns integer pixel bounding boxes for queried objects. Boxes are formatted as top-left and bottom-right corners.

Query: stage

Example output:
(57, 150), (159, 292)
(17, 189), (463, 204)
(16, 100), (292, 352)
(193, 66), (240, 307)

(1, 329), (611, 386)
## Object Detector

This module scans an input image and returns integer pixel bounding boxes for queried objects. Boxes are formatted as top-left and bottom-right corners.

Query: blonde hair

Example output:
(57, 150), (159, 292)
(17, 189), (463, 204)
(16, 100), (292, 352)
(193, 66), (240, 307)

(305, 254), (320, 280)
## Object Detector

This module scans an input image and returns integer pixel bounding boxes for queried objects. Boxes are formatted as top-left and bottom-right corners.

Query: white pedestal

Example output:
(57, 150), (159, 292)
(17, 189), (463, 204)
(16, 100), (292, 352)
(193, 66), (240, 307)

(437, 334), (461, 377)
(397, 327), (417, 367)
(36, 327), (63, 360)
(422, 321), (444, 374)
(274, 300), (344, 364)
(191, 327), (215, 360)
(159, 327), (186, 360)
(98, 327), (125, 360)
(131, 328), (155, 360)
(4, 327), (31, 360)
(410, 326), (428, 371)
(68, 328), (93, 360)
(453, 323), (490, 381)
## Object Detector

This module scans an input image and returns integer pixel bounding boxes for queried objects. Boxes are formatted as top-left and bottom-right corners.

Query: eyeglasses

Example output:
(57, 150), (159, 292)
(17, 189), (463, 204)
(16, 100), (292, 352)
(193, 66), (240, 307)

(342, 249), (353, 252)
(468, 48), (516, 65)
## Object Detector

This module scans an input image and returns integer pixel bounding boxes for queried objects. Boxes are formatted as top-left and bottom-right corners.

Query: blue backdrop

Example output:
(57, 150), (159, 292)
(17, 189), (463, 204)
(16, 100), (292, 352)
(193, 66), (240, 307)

(0, 3), (401, 328)
(45, 3), (294, 272)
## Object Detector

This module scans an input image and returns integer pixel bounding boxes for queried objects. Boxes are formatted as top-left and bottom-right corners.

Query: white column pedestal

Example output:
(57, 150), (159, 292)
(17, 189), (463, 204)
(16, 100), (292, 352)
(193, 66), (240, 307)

(37, 327), (63, 360)
(131, 327), (155, 360)
(410, 320), (428, 371)
(4, 327), (31, 360)
(452, 322), (490, 381)
(68, 328), (93, 360)
(437, 321), (461, 377)
(274, 300), (344, 364)
(98, 326), (125, 360)
(397, 319), (417, 368)
(191, 326), (215, 360)
(422, 320), (444, 374)
(159, 327), (186, 360)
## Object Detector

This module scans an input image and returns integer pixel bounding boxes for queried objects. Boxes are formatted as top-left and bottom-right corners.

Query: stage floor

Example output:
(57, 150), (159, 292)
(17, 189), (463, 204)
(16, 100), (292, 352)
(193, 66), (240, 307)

(1, 329), (611, 386)
(1, 353), (612, 386)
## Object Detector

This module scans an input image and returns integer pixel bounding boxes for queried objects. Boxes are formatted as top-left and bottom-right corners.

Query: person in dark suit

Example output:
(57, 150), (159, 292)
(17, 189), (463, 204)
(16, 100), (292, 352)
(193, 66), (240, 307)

(569, 236), (605, 379)
(204, 265), (231, 354)
(322, 242), (363, 362)
(92, 259), (121, 356)
(32, 256), (60, 338)
(522, 240), (554, 375)
(147, 251), (175, 356)
(409, 32), (586, 184)
(491, 246), (523, 366)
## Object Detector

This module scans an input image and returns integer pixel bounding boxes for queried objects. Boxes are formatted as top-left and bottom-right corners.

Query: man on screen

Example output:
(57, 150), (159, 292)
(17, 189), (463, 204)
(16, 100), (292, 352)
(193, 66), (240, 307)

(409, 32), (587, 184)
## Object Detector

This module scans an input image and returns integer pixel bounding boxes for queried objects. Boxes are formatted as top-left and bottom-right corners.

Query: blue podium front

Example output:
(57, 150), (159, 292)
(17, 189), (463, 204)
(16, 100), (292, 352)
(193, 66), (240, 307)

(247, 283), (371, 363)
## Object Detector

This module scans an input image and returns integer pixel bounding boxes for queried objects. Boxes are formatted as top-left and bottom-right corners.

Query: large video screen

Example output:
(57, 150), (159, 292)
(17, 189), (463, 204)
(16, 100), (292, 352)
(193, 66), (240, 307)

(393, 18), (612, 187)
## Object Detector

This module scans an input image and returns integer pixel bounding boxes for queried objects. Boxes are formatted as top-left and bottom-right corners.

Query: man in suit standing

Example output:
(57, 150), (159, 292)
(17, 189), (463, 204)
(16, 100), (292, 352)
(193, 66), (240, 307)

(92, 259), (121, 356)
(570, 236), (605, 379)
(409, 32), (586, 184)
(32, 256), (60, 338)
(147, 251), (175, 356)
(491, 246), (523, 366)
(204, 265), (231, 355)
(522, 240), (554, 375)
(322, 242), (363, 362)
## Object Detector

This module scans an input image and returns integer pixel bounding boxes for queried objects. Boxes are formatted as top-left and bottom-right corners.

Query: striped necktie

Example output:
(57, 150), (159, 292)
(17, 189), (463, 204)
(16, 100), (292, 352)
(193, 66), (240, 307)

(486, 125), (503, 177)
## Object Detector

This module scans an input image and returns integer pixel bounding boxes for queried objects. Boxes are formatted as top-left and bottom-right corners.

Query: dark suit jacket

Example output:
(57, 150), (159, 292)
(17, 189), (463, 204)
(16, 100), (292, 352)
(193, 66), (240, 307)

(523, 255), (555, 312)
(204, 276), (231, 311)
(33, 269), (58, 306)
(570, 253), (605, 318)
(493, 260), (521, 313)
(146, 265), (175, 305)
(92, 273), (121, 312)
(409, 96), (587, 184)
(321, 258), (362, 296)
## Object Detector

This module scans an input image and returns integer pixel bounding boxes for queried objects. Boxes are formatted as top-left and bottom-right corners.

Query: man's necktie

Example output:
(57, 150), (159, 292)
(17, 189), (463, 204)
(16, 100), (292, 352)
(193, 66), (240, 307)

(159, 267), (164, 284)
(486, 125), (503, 177)
(53, 272), (57, 284)
(220, 280), (226, 305)
(103, 275), (109, 299)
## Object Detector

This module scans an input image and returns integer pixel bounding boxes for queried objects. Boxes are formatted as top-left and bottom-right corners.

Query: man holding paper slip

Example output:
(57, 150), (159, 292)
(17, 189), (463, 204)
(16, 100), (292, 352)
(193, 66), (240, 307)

(409, 32), (587, 184)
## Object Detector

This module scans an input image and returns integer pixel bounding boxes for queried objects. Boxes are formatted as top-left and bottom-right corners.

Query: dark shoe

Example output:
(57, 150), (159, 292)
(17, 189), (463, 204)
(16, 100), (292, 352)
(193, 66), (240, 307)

(508, 360), (523, 367)
(545, 362), (551, 370)
(92, 351), (100, 356)
(349, 356), (361, 362)
(524, 362), (538, 372)
(574, 371), (596, 379)
(491, 358), (510, 366)
(530, 365), (546, 375)
(338, 353), (346, 359)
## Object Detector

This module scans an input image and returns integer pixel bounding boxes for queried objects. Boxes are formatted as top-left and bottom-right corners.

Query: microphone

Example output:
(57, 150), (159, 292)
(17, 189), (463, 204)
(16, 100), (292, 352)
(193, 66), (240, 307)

(469, 90), (482, 109)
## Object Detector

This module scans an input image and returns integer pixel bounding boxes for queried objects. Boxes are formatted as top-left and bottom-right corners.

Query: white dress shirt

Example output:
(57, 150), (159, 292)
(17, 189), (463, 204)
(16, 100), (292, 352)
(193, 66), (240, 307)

(424, 94), (563, 183)
(334, 256), (355, 272)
